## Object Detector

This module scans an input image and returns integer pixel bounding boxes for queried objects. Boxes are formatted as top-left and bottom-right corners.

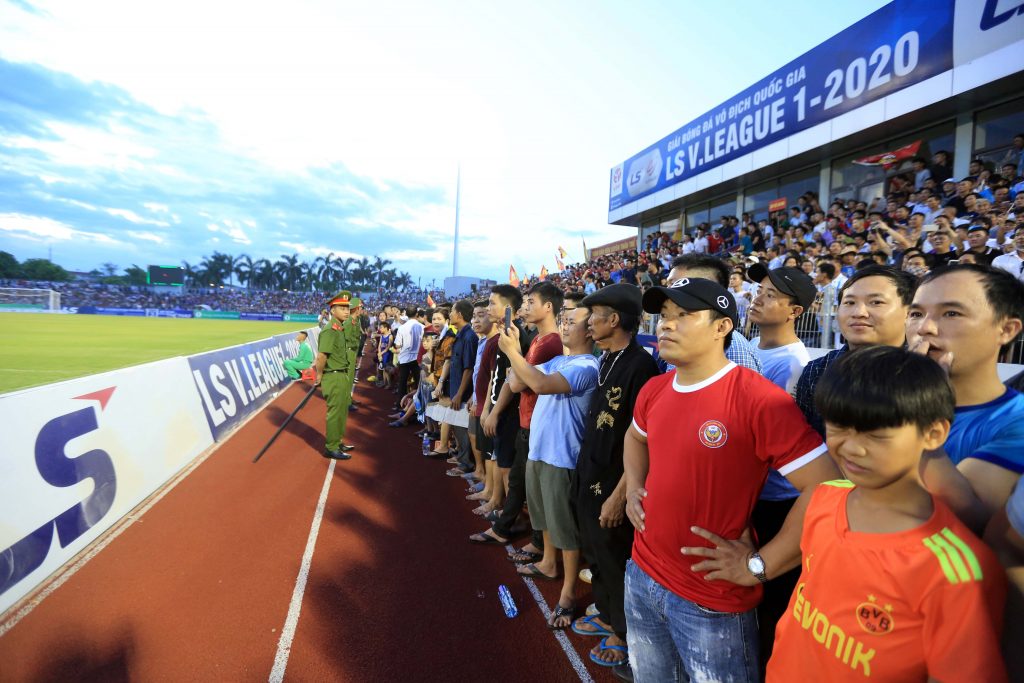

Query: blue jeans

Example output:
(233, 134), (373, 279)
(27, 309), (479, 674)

(624, 559), (759, 683)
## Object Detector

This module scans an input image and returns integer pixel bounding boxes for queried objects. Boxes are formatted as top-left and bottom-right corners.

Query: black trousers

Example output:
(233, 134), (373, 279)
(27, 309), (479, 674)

(492, 428), (542, 550)
(395, 360), (418, 396)
(577, 494), (633, 638)
(752, 496), (800, 676)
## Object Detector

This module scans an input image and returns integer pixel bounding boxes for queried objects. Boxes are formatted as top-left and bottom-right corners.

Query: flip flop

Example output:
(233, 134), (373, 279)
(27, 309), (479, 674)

(588, 637), (628, 667)
(469, 531), (506, 545)
(507, 548), (543, 564)
(517, 563), (559, 581)
(572, 615), (613, 638)
(547, 602), (575, 630)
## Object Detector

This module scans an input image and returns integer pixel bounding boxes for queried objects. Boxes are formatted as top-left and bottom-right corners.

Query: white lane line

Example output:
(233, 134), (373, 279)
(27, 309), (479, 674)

(507, 544), (595, 683)
(268, 459), (336, 683)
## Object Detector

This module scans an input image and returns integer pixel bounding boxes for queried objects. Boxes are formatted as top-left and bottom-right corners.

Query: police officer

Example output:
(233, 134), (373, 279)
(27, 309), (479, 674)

(344, 297), (364, 411)
(315, 290), (355, 460)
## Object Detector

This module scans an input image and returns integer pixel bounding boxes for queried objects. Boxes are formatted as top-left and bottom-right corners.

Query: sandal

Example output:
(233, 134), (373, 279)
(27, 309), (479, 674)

(517, 563), (559, 581)
(572, 615), (613, 637)
(547, 601), (576, 630)
(507, 548), (543, 564)
(469, 531), (507, 545)
(588, 637), (628, 666)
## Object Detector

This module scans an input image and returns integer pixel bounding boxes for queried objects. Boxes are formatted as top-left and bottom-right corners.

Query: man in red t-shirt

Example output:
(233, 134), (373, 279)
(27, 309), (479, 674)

(622, 277), (839, 682)
(471, 282), (563, 548)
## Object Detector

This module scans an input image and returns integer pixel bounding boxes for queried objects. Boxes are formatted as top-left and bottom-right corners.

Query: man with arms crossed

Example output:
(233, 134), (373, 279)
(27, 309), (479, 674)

(623, 278), (839, 681)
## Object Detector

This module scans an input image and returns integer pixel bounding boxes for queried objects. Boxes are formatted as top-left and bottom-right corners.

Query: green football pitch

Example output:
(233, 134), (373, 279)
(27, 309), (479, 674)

(0, 313), (311, 394)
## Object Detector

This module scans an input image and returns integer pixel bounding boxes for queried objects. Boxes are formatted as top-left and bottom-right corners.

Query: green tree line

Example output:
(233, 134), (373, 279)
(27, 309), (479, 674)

(1, 250), (416, 292)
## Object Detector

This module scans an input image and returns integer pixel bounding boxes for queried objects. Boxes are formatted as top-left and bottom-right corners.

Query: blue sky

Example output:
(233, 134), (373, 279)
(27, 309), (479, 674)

(0, 0), (887, 286)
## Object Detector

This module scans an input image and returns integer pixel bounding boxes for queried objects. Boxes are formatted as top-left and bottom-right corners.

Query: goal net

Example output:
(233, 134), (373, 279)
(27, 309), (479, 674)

(0, 287), (61, 312)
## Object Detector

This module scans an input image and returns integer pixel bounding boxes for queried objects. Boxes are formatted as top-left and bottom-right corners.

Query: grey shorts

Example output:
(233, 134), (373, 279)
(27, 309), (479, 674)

(525, 459), (579, 550)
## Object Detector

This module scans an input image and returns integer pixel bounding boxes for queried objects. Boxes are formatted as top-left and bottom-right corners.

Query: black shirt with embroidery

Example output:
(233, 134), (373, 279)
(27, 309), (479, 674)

(574, 340), (660, 505)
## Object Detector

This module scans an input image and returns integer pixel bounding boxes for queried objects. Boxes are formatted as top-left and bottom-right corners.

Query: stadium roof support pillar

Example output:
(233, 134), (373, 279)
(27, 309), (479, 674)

(953, 112), (973, 180)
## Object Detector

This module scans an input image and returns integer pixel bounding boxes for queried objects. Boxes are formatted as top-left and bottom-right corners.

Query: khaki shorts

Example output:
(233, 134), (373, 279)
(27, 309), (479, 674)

(525, 459), (579, 550)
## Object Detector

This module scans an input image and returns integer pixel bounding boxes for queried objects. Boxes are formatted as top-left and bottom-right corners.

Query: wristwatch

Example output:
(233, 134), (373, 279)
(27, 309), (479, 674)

(747, 551), (768, 584)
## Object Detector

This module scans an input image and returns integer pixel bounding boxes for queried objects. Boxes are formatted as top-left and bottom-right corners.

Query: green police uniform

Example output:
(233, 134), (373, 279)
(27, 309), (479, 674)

(321, 292), (354, 453)
(343, 299), (363, 399)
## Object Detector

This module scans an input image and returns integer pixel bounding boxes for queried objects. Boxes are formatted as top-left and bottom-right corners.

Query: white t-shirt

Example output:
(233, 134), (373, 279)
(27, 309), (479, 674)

(750, 339), (810, 396)
(992, 252), (1024, 282)
(395, 319), (424, 364)
(693, 237), (709, 254)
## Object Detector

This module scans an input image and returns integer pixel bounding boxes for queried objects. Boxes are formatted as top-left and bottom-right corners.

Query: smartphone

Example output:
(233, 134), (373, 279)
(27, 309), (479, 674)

(504, 306), (513, 331)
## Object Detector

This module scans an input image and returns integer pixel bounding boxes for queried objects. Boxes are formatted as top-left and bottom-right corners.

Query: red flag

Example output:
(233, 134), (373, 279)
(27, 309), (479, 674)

(853, 140), (922, 169)
(509, 265), (520, 287)
(558, 246), (567, 259)
(539, 265), (548, 281)
(426, 293), (436, 308)
(556, 257), (565, 271)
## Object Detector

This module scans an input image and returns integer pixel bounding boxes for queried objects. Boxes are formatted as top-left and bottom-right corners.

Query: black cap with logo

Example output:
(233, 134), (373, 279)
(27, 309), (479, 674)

(642, 277), (738, 327)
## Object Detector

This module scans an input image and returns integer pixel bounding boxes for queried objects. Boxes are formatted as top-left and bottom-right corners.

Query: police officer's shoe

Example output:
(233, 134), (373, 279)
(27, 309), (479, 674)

(348, 404), (360, 412)
(323, 449), (352, 460)
(341, 444), (355, 452)
(612, 663), (633, 682)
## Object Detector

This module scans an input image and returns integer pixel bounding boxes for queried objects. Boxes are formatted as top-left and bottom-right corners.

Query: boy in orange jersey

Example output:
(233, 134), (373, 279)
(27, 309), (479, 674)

(767, 346), (1007, 682)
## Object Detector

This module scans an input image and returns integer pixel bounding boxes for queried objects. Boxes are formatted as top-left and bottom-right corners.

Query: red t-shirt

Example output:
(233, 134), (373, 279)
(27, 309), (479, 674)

(474, 335), (500, 417)
(631, 362), (826, 612)
(767, 482), (1007, 682)
(519, 332), (563, 429)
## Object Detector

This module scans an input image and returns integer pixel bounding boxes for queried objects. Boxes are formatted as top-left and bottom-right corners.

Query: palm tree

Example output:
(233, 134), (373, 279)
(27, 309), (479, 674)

(251, 258), (275, 290)
(181, 261), (198, 287)
(396, 272), (414, 291)
(352, 257), (371, 289)
(200, 251), (233, 286)
(336, 257), (355, 287)
(381, 268), (397, 289)
(234, 254), (254, 288)
(313, 252), (337, 291)
(370, 256), (393, 289)
(274, 253), (302, 291)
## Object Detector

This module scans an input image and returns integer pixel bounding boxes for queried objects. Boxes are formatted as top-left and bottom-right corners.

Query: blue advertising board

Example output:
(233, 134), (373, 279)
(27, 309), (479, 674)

(71, 306), (194, 318)
(609, 0), (954, 210)
(187, 331), (308, 440)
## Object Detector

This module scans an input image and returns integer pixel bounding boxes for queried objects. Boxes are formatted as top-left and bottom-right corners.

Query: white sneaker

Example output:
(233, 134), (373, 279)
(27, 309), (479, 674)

(579, 568), (592, 584)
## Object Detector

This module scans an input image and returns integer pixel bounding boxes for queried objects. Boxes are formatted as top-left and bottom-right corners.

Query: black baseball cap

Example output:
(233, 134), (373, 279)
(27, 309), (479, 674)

(580, 283), (643, 316)
(642, 277), (738, 327)
(762, 267), (817, 308)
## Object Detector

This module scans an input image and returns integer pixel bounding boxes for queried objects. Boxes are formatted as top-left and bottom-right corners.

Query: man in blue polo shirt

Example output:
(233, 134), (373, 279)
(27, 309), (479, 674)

(908, 264), (1024, 515)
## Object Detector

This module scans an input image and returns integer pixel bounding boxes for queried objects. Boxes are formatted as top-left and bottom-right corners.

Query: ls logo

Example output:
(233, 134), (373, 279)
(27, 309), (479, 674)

(980, 0), (1024, 30)
(0, 388), (117, 597)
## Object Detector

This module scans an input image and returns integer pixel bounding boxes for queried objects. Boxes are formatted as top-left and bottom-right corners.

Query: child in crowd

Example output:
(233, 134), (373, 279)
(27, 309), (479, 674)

(376, 321), (394, 388)
(767, 346), (1007, 682)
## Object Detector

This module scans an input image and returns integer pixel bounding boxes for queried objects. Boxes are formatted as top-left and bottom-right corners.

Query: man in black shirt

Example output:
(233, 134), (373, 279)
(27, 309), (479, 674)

(571, 284), (659, 675)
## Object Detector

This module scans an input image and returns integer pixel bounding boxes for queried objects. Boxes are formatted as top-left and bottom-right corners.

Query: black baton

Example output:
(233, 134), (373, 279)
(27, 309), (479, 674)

(252, 383), (319, 463)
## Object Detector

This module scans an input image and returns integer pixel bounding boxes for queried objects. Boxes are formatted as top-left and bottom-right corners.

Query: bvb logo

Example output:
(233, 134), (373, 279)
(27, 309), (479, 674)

(856, 596), (895, 635)
(698, 420), (728, 448)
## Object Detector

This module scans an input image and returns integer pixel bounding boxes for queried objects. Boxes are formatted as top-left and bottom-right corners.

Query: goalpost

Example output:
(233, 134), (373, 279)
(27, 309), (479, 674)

(0, 287), (62, 312)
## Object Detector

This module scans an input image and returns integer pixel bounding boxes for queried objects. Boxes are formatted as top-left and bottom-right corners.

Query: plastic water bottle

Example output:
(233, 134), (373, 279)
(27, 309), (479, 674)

(422, 434), (431, 456)
(498, 584), (518, 618)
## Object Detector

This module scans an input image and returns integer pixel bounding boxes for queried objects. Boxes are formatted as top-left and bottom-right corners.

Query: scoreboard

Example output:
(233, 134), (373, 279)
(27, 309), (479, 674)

(147, 265), (185, 286)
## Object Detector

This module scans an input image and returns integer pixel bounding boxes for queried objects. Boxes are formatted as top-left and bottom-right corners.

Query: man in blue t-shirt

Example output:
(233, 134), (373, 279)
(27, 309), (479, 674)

(447, 299), (479, 473)
(499, 304), (599, 630)
(908, 265), (1024, 520)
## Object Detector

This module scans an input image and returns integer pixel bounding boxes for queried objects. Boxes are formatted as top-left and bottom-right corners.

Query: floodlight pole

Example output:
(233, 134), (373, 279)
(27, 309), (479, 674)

(452, 164), (461, 277)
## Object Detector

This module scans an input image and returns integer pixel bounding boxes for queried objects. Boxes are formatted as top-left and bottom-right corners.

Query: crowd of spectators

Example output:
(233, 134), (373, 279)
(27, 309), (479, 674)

(0, 278), (455, 315)
(351, 139), (1024, 682)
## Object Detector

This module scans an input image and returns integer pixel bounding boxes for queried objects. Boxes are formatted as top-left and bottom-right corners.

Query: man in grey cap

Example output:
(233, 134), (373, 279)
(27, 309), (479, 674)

(570, 284), (660, 674)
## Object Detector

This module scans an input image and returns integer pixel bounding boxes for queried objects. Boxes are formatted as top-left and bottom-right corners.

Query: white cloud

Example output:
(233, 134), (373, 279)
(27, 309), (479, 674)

(129, 231), (166, 244)
(0, 213), (121, 245)
(143, 202), (169, 213)
(105, 207), (170, 227)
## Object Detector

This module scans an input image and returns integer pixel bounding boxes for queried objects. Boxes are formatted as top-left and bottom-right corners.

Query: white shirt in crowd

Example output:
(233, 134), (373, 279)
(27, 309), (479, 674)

(693, 236), (709, 254)
(750, 339), (811, 396)
(395, 318), (424, 364)
(992, 251), (1024, 282)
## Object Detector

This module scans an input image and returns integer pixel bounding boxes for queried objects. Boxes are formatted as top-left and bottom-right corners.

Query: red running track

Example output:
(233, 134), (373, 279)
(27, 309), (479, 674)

(0, 354), (618, 682)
